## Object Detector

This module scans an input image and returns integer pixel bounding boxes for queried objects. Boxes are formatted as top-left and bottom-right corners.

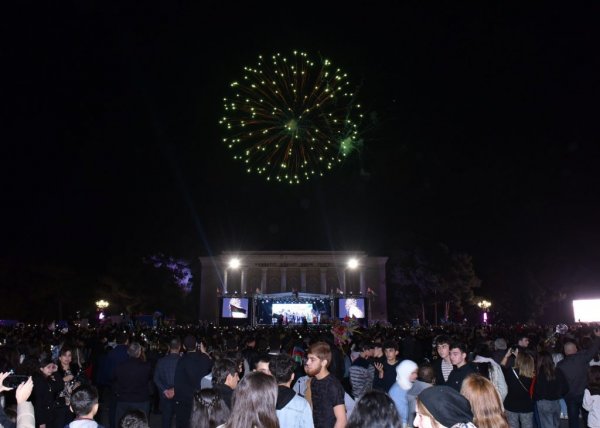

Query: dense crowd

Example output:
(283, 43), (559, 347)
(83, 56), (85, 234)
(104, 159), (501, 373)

(1, 320), (600, 428)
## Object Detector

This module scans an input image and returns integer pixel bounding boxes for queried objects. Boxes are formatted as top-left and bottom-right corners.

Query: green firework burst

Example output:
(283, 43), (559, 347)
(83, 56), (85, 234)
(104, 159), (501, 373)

(220, 51), (363, 184)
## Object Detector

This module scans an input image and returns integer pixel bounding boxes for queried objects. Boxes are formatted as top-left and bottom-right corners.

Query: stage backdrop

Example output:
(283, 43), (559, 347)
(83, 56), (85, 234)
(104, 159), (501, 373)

(198, 251), (388, 323)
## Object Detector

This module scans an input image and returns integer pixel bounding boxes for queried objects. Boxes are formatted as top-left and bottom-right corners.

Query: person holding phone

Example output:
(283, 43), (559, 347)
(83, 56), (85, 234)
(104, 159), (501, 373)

(1, 372), (35, 428)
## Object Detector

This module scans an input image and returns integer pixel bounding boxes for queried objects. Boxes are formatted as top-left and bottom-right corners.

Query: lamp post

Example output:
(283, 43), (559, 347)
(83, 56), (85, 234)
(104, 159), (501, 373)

(95, 300), (109, 321)
(477, 299), (491, 324)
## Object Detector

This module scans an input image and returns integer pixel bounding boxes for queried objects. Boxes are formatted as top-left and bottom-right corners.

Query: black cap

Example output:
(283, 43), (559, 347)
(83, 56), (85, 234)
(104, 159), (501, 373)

(418, 386), (473, 426)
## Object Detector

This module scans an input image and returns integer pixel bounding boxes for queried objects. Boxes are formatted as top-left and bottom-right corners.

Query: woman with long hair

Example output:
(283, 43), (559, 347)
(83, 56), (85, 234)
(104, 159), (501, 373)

(533, 351), (568, 428)
(347, 390), (402, 428)
(583, 366), (600, 428)
(501, 349), (535, 428)
(221, 371), (279, 428)
(55, 347), (83, 428)
(460, 374), (509, 428)
(190, 389), (230, 428)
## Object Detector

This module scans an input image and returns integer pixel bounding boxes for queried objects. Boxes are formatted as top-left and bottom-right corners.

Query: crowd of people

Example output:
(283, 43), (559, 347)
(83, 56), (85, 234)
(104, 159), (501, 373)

(1, 320), (600, 428)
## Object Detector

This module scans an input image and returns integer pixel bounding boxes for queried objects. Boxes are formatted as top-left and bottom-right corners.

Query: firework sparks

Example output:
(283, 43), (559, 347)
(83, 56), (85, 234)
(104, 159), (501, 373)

(220, 51), (363, 184)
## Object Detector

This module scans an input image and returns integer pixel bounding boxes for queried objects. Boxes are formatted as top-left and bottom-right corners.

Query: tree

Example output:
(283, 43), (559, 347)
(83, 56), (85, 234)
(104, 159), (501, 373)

(387, 243), (480, 324)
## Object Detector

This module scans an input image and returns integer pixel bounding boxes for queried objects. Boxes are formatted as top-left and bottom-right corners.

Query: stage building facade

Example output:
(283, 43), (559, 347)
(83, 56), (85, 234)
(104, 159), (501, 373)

(198, 251), (388, 324)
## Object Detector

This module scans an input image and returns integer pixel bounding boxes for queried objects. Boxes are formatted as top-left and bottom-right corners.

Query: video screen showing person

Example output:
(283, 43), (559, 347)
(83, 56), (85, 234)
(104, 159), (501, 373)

(255, 298), (331, 325)
(338, 298), (365, 319)
(272, 303), (315, 325)
(222, 297), (249, 318)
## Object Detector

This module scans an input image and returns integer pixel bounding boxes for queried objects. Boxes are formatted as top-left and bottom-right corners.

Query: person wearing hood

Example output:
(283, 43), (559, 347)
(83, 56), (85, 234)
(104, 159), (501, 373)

(270, 354), (314, 428)
(407, 365), (435, 426)
(389, 360), (418, 427)
(414, 386), (476, 428)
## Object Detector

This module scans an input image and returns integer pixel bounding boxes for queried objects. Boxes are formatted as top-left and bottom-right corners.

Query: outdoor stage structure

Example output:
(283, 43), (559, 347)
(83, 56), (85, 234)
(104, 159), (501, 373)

(198, 251), (388, 326)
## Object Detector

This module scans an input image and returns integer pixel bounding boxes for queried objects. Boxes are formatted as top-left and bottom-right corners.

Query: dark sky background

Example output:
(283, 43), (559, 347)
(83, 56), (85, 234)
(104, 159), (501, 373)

(2, 3), (600, 321)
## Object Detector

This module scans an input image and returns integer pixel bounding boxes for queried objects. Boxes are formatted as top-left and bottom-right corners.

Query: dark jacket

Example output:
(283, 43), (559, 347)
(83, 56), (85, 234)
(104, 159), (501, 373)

(533, 367), (569, 401)
(153, 352), (180, 394)
(112, 357), (152, 403)
(32, 372), (64, 426)
(502, 367), (534, 413)
(557, 336), (600, 399)
(213, 383), (234, 410)
(432, 358), (448, 386)
(446, 363), (476, 392)
(173, 352), (213, 403)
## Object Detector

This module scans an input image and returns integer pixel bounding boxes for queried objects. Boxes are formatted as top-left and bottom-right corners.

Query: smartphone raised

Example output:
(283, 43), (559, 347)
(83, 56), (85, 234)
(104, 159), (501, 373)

(2, 374), (29, 389)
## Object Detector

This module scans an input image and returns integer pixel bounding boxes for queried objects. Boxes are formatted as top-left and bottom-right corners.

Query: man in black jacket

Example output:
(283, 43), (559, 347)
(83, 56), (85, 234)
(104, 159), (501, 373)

(173, 335), (213, 428)
(112, 342), (151, 427)
(445, 342), (476, 392)
(211, 358), (239, 410)
(557, 327), (600, 428)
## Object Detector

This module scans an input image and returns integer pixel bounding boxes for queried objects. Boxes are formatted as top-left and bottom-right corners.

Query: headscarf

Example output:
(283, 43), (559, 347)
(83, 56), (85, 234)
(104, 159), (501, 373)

(396, 359), (418, 390)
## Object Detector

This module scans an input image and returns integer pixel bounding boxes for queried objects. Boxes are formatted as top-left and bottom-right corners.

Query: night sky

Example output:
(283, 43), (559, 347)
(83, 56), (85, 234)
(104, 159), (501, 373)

(3, 3), (600, 320)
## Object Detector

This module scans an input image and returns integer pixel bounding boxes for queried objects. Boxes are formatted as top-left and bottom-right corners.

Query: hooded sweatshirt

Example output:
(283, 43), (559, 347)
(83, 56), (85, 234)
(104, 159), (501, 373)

(388, 360), (418, 425)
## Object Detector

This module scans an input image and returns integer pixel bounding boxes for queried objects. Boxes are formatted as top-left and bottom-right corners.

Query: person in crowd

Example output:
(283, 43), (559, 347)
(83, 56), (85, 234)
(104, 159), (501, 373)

(269, 353), (313, 428)
(105, 333), (129, 428)
(348, 341), (374, 400)
(446, 343), (476, 392)
(492, 338), (508, 365)
(118, 409), (148, 428)
(407, 364), (435, 425)
(0, 372), (35, 428)
(153, 338), (181, 428)
(346, 389), (402, 428)
(460, 373), (509, 428)
(303, 341), (346, 428)
(174, 335), (214, 428)
(414, 386), (475, 428)
(55, 347), (82, 428)
(220, 371), (279, 428)
(433, 336), (453, 386)
(32, 357), (64, 428)
(470, 342), (508, 401)
(557, 328), (600, 428)
(504, 335), (531, 369)
(533, 350), (569, 428)
(389, 359), (418, 427)
(373, 340), (401, 392)
(112, 342), (151, 428)
(252, 354), (272, 376)
(67, 385), (102, 428)
(211, 358), (239, 411)
(583, 366), (600, 428)
(190, 389), (230, 428)
(501, 349), (535, 428)
(369, 342), (385, 366)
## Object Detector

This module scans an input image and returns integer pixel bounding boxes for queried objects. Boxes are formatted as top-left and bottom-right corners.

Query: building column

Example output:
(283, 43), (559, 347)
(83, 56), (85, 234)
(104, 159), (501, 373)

(342, 270), (347, 294)
(360, 269), (366, 295)
(241, 268), (247, 294)
(260, 268), (267, 293)
(300, 269), (307, 292)
(320, 268), (327, 294)
(223, 269), (228, 294)
(280, 267), (287, 292)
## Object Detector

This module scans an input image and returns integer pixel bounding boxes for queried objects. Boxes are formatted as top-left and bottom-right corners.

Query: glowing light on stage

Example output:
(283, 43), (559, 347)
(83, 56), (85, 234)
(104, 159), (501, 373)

(347, 258), (359, 269)
(229, 258), (241, 269)
(572, 299), (600, 322)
